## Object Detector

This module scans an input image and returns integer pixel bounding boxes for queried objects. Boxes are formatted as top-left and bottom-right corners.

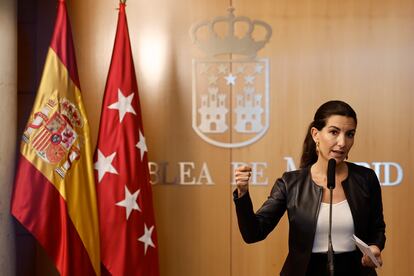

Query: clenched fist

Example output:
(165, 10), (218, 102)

(234, 166), (252, 197)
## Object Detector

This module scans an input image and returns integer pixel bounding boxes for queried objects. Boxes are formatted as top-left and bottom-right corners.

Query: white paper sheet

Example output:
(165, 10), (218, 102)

(352, 234), (381, 268)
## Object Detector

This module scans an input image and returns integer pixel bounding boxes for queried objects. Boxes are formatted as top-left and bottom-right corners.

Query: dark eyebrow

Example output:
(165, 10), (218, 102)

(327, 126), (356, 132)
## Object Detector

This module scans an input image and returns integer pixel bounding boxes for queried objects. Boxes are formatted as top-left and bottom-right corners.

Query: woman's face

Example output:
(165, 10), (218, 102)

(312, 115), (356, 164)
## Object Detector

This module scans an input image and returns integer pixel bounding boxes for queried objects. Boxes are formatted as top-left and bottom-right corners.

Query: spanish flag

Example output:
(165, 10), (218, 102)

(11, 1), (100, 275)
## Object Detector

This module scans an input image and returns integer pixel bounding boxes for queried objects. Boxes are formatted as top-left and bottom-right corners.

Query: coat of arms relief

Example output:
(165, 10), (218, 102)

(190, 7), (272, 148)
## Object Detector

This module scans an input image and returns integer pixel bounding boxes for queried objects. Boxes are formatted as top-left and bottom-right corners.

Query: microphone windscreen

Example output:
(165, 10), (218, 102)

(327, 158), (336, 189)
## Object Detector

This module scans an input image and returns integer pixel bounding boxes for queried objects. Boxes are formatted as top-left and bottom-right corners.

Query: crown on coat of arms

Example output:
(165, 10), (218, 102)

(60, 98), (83, 128)
(190, 7), (272, 58)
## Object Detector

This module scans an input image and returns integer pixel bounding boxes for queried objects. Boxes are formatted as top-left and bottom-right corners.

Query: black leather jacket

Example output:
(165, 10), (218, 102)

(233, 162), (386, 276)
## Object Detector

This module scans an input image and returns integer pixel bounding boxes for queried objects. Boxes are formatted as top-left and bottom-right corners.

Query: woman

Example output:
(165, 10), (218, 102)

(234, 100), (386, 276)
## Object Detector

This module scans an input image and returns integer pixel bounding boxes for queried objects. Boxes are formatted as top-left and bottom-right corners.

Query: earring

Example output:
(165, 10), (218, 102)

(315, 141), (320, 154)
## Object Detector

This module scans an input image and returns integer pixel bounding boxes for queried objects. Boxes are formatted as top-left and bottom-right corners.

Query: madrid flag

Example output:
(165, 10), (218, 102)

(94, 3), (159, 275)
(11, 1), (101, 275)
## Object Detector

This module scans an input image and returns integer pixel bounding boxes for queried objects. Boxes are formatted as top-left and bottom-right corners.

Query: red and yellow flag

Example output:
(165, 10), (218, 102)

(94, 3), (159, 275)
(11, 1), (100, 275)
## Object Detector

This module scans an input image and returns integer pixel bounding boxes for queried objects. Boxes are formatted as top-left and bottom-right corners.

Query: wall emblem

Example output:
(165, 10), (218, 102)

(190, 7), (272, 148)
(23, 96), (83, 178)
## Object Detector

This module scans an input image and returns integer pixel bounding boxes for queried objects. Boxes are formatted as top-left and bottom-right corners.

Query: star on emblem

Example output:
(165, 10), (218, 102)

(138, 224), (156, 255)
(224, 73), (237, 86)
(244, 75), (255, 85)
(108, 89), (137, 122)
(217, 64), (228, 74)
(255, 64), (264, 74)
(116, 186), (141, 220)
(94, 150), (118, 183)
(236, 65), (245, 74)
(136, 130), (148, 161)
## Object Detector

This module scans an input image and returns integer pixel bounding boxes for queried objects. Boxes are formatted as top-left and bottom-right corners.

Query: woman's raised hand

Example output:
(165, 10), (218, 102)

(234, 166), (252, 197)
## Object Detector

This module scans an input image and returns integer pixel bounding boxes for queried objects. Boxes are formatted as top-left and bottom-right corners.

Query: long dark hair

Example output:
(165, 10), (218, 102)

(300, 100), (357, 168)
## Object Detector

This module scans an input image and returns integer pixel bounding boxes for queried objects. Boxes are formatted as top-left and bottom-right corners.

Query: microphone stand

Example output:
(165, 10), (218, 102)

(327, 158), (336, 276)
(327, 186), (334, 276)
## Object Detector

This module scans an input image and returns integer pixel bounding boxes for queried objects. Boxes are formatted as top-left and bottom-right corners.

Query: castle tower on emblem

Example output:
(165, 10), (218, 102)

(190, 7), (272, 148)
(234, 87), (263, 133)
(198, 87), (228, 133)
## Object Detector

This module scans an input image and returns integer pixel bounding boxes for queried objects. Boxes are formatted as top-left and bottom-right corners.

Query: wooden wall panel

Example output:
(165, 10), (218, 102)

(74, 0), (414, 275)
(230, 0), (414, 275)
(19, 0), (413, 275)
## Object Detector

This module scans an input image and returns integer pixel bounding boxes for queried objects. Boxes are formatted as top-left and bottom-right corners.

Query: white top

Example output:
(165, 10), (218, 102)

(312, 200), (356, 253)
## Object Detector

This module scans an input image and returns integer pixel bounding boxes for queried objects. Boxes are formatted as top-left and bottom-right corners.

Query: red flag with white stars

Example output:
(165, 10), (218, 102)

(94, 3), (159, 275)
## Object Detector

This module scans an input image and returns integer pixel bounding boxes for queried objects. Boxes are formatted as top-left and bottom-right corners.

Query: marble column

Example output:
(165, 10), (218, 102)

(0, 0), (17, 275)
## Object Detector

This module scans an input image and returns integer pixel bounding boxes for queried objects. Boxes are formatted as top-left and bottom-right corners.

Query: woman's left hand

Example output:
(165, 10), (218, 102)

(361, 245), (382, 268)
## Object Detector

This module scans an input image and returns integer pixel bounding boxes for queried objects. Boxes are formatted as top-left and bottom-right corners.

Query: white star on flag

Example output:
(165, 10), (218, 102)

(136, 130), (147, 161)
(138, 224), (156, 255)
(108, 89), (137, 122)
(225, 73), (237, 86)
(94, 150), (118, 183)
(116, 186), (141, 220)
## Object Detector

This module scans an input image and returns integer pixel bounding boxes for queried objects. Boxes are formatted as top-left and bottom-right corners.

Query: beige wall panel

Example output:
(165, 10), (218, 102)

(231, 0), (414, 275)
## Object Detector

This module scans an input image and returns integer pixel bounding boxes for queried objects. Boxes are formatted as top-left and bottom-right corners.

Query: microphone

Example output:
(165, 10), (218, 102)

(327, 158), (336, 276)
(327, 158), (336, 189)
